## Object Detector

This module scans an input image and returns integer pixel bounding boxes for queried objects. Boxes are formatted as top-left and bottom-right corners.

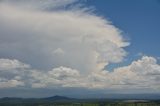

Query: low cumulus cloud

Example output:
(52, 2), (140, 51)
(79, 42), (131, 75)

(0, 0), (159, 93)
(0, 56), (160, 90)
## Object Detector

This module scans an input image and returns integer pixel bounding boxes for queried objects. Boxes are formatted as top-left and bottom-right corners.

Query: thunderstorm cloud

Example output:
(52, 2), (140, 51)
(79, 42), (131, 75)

(0, 0), (160, 97)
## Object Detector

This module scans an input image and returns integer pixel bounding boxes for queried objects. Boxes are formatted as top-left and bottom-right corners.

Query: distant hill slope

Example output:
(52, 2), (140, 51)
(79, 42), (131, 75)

(0, 94), (160, 103)
(44, 95), (72, 100)
(0, 95), (77, 103)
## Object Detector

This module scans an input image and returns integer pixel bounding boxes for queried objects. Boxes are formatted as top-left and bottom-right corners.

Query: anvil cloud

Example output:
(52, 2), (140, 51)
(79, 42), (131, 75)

(0, 0), (160, 96)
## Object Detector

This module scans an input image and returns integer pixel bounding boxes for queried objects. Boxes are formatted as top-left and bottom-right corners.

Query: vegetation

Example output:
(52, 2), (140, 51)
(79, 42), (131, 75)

(0, 96), (159, 106)
(0, 102), (160, 106)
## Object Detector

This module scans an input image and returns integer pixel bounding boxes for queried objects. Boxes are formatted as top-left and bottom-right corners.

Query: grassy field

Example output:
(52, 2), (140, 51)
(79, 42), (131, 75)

(0, 101), (160, 106)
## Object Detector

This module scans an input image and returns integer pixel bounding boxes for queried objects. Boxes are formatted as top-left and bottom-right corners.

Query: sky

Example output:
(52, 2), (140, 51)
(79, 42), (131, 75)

(0, 0), (160, 98)
(86, 0), (160, 70)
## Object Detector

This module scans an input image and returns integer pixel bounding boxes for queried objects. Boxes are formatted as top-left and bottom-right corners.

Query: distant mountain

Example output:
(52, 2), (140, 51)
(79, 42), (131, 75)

(0, 94), (160, 103)
(0, 95), (160, 106)
(0, 95), (77, 103)
(43, 95), (75, 101)
(0, 97), (22, 100)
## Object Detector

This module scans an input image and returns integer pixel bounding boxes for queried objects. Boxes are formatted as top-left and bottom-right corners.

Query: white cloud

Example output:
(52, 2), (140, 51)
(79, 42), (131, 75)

(0, 1), (128, 73)
(0, 56), (160, 90)
(110, 56), (160, 89)
(1, 0), (78, 10)
(0, 0), (159, 93)
(31, 66), (80, 88)
(0, 59), (29, 88)
(0, 59), (30, 70)
(0, 79), (24, 88)
(52, 48), (65, 56)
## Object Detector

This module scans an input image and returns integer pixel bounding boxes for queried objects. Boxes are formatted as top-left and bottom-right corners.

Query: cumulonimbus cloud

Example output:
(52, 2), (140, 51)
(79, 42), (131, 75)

(0, 0), (128, 72)
(0, 0), (159, 93)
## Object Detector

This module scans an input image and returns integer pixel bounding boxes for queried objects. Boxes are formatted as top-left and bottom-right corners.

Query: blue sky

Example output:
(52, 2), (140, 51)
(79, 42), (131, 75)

(0, 0), (160, 97)
(86, 0), (160, 56)
(85, 0), (160, 70)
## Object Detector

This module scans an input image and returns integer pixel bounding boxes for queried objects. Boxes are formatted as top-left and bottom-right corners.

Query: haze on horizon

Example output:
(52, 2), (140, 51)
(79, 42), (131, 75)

(0, 0), (160, 98)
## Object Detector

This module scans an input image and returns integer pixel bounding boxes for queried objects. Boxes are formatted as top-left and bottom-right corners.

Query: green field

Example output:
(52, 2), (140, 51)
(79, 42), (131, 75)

(0, 101), (160, 106)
